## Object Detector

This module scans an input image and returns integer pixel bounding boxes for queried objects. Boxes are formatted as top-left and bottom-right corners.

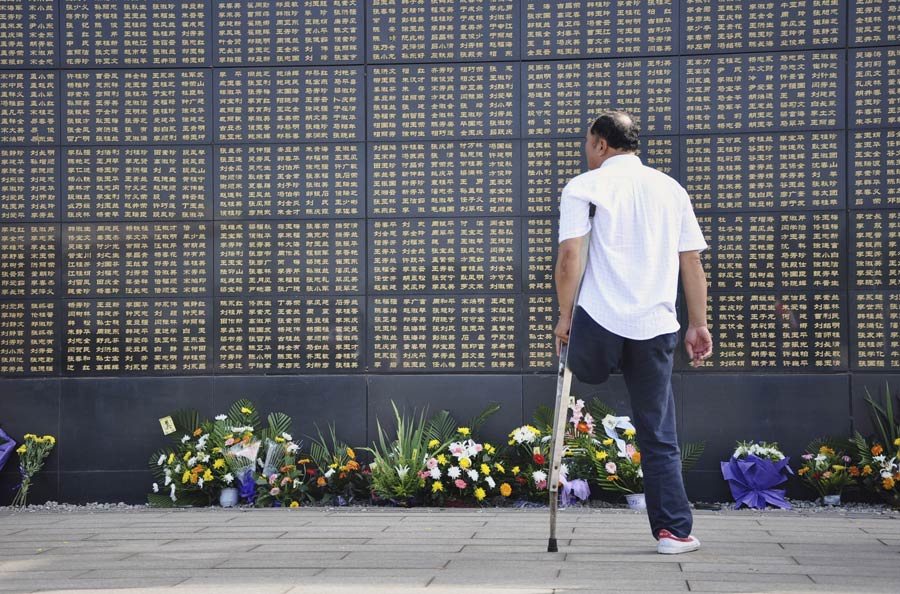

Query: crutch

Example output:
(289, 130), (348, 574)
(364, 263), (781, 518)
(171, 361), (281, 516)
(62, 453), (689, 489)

(547, 235), (590, 553)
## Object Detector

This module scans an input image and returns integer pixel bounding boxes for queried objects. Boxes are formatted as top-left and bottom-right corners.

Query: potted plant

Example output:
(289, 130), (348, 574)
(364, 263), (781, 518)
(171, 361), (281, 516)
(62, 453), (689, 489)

(721, 441), (793, 509)
(853, 383), (900, 509)
(797, 440), (855, 505)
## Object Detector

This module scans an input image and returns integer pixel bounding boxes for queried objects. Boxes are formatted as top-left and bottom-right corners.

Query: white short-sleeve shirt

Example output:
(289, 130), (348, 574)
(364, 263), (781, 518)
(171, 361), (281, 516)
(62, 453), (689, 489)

(558, 154), (708, 340)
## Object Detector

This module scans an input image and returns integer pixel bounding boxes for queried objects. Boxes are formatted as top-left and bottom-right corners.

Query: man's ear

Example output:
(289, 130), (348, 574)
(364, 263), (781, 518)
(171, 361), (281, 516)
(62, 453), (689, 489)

(594, 136), (608, 154)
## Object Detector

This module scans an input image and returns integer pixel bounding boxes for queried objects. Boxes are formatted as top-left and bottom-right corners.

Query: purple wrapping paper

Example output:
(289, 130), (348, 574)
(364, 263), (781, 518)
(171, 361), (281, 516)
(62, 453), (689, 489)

(560, 478), (591, 507)
(721, 454), (794, 510)
(0, 428), (15, 473)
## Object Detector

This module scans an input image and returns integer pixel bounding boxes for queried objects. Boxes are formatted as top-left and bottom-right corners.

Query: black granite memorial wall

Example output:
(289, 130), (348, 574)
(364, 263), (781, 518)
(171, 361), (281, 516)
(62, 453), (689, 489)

(0, 1), (898, 503)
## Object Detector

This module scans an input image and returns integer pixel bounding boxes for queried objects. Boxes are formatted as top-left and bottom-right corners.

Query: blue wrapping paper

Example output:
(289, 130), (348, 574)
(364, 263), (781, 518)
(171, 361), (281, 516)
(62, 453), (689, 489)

(0, 428), (15, 473)
(721, 454), (793, 510)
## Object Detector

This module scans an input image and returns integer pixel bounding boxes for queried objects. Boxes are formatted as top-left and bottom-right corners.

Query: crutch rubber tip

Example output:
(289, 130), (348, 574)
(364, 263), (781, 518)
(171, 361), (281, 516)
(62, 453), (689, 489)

(547, 538), (558, 553)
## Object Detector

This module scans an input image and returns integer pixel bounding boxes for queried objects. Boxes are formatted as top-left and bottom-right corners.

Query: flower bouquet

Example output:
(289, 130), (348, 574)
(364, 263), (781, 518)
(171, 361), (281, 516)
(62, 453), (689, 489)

(308, 423), (369, 506)
(423, 428), (502, 506)
(797, 441), (855, 504)
(0, 427), (15, 473)
(585, 415), (644, 508)
(364, 402), (432, 506)
(503, 423), (551, 504)
(12, 433), (56, 507)
(721, 441), (793, 510)
(852, 383), (900, 508)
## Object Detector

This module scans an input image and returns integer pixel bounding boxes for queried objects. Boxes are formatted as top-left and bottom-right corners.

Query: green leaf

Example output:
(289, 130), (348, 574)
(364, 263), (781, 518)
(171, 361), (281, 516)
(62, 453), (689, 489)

(588, 398), (617, 422)
(167, 409), (200, 444)
(680, 441), (706, 473)
(425, 410), (458, 444)
(466, 402), (501, 434)
(262, 412), (292, 441)
(532, 404), (555, 433)
(227, 399), (261, 430)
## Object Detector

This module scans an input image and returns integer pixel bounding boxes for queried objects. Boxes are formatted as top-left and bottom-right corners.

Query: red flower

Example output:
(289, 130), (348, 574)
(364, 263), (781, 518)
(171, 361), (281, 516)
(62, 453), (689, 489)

(307, 468), (317, 476)
(533, 453), (546, 465)
(516, 476), (527, 485)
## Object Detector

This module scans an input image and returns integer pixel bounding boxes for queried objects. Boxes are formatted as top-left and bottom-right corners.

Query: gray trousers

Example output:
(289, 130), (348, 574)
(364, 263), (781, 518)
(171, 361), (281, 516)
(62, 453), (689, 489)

(568, 306), (694, 539)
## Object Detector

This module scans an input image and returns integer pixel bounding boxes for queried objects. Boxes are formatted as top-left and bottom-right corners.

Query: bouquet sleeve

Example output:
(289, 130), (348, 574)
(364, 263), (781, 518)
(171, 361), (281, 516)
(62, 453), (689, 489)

(0, 428), (15, 473)
(721, 454), (793, 510)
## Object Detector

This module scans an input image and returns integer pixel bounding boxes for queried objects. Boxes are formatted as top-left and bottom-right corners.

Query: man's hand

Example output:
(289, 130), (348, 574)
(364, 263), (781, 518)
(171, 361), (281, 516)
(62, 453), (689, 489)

(684, 325), (713, 367)
(554, 315), (572, 357)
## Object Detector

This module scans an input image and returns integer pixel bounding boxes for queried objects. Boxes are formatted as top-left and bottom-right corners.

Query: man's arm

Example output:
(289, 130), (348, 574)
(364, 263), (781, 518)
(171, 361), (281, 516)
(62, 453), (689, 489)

(679, 250), (713, 367)
(553, 235), (587, 356)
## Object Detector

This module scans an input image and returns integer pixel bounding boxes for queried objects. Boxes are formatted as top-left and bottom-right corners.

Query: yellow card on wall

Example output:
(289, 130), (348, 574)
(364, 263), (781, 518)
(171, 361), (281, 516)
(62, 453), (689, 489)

(159, 416), (176, 435)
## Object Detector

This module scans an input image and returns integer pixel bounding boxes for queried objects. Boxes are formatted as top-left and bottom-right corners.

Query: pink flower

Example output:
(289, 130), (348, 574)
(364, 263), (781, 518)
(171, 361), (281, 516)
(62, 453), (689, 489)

(426, 458), (438, 469)
(270, 487), (280, 496)
(224, 438), (235, 446)
(822, 471), (832, 479)
(268, 474), (278, 485)
(605, 462), (617, 474)
(454, 479), (467, 489)
(450, 445), (464, 456)
(625, 444), (636, 458)
(417, 471), (429, 478)
(802, 454), (814, 460)
(536, 480), (547, 490)
(842, 455), (851, 463)
(280, 477), (291, 486)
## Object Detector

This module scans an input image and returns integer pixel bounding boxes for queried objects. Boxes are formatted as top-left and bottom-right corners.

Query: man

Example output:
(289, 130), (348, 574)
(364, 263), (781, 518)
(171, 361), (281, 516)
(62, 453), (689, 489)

(553, 111), (712, 554)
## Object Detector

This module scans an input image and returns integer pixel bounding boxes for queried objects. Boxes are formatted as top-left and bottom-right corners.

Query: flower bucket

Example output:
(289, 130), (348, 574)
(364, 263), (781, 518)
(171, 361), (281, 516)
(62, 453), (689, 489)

(721, 454), (793, 510)
(625, 493), (646, 510)
(219, 487), (239, 508)
(822, 494), (840, 506)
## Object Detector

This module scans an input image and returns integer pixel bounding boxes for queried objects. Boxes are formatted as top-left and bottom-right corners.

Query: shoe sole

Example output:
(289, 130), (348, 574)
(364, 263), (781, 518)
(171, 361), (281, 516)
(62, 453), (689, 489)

(657, 541), (701, 554)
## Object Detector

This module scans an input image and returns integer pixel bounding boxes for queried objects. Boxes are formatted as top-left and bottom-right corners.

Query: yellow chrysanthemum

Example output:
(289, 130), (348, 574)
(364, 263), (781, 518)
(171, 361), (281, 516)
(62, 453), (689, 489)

(511, 466), (520, 474)
(183, 451), (192, 461)
(437, 454), (448, 465)
(484, 442), (492, 451)
(624, 429), (636, 437)
(203, 469), (213, 482)
(16, 445), (26, 454)
(883, 477), (895, 491)
(428, 439), (440, 449)
(182, 470), (191, 484)
(212, 447), (221, 454)
(193, 428), (203, 437)
(44, 435), (56, 445)
(862, 465), (873, 476)
(459, 457), (471, 469)
(818, 446), (834, 455)
(607, 475), (619, 481)
(832, 465), (845, 471)
(241, 407), (252, 414)
(329, 463), (338, 470)
(432, 481), (444, 493)
(480, 464), (491, 476)
(347, 447), (356, 459)
(24, 433), (37, 440)
(167, 453), (175, 464)
(602, 438), (614, 446)
(34, 437), (44, 443)
(474, 487), (486, 501)
(596, 451), (608, 461)
(275, 437), (285, 443)
(798, 467), (809, 476)
(213, 459), (225, 469)
(494, 463), (505, 473)
(894, 437), (900, 447)
(500, 483), (512, 497)
(290, 501), (300, 508)
(457, 427), (470, 436)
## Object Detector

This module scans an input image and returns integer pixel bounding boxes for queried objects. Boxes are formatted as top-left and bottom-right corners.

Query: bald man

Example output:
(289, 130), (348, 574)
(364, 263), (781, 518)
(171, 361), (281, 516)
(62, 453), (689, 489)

(554, 111), (712, 554)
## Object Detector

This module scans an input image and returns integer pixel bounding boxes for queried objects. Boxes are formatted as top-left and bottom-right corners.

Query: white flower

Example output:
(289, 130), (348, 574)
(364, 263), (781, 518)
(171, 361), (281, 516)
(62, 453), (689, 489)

(215, 414), (227, 421)
(286, 442), (299, 454)
(187, 457), (197, 467)
(198, 478), (204, 488)
(157, 454), (166, 466)
(467, 469), (479, 482)
(637, 468), (644, 478)
(881, 469), (893, 479)
(281, 432), (292, 441)
(511, 426), (539, 444)
(485, 476), (495, 489)
(324, 468), (336, 479)
(152, 483), (159, 493)
(429, 467), (442, 480)
(174, 464), (182, 473)
(560, 463), (569, 479)
(814, 454), (827, 462)
(201, 454), (210, 463)
(396, 465), (409, 479)
(196, 434), (209, 451)
(874, 455), (887, 464)
(223, 473), (234, 485)
(533, 470), (548, 484)
(447, 466), (461, 479)
(169, 484), (176, 501)
(164, 475), (172, 487)
(181, 435), (190, 443)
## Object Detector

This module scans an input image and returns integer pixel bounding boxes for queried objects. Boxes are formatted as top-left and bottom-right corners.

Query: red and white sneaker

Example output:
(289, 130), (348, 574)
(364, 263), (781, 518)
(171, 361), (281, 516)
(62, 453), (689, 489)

(657, 529), (701, 554)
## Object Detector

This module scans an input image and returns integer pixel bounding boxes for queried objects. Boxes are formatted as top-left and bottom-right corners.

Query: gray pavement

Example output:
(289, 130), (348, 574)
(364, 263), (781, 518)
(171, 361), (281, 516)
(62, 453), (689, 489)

(1, 506), (899, 594)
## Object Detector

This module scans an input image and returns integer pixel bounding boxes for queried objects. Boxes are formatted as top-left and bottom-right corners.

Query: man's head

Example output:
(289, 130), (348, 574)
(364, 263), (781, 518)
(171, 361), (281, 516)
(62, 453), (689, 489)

(585, 110), (640, 170)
